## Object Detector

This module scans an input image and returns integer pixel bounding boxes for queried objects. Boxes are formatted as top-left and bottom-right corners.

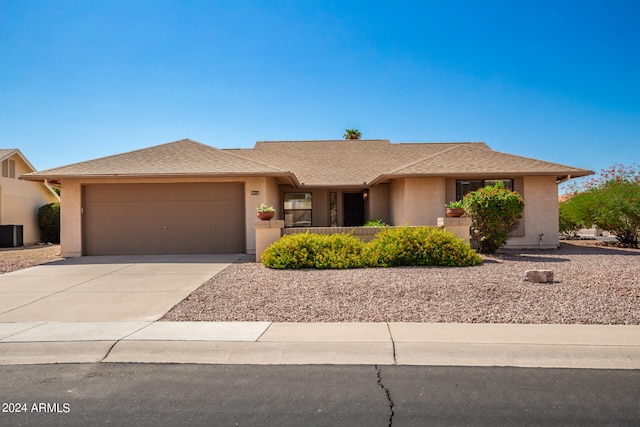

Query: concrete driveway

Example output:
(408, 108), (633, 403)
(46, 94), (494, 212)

(0, 254), (243, 322)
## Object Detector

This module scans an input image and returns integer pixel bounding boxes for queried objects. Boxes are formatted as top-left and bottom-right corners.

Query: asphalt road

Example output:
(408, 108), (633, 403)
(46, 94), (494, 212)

(1, 364), (639, 426)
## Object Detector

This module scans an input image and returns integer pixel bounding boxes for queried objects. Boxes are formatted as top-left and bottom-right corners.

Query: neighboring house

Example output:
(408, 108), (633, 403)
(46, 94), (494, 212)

(21, 139), (592, 257)
(1, 149), (60, 246)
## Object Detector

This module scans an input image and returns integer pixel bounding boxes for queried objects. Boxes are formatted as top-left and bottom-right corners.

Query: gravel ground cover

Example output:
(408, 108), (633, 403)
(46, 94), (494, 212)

(163, 241), (640, 324)
(2, 242), (637, 324)
(0, 245), (62, 274)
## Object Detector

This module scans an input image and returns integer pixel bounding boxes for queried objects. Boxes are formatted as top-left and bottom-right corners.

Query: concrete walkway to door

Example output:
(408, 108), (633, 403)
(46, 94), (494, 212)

(0, 254), (243, 322)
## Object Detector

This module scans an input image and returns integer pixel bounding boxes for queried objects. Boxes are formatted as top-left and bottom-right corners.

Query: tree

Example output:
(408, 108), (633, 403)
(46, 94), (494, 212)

(558, 200), (582, 239)
(562, 164), (640, 247)
(343, 129), (361, 140)
(462, 182), (525, 253)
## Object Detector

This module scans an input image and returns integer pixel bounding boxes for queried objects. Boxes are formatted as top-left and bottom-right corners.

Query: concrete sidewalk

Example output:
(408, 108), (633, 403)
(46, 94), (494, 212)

(1, 322), (638, 369)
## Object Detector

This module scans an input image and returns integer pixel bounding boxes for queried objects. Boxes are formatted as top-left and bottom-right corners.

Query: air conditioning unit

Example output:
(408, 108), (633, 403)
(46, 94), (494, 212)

(0, 225), (24, 247)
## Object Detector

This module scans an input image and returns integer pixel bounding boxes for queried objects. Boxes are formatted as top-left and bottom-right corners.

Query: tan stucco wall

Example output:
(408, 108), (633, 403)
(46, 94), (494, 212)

(3, 156), (58, 245)
(312, 190), (329, 226)
(505, 175), (559, 249)
(57, 176), (280, 257)
(369, 184), (390, 224)
(445, 178), (457, 204)
(60, 180), (82, 256)
(389, 177), (446, 226)
(389, 179), (405, 224)
(245, 176), (281, 254)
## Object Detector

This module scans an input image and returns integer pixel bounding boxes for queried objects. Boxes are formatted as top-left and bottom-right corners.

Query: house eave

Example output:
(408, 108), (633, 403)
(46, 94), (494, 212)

(20, 172), (301, 187)
(368, 170), (595, 186)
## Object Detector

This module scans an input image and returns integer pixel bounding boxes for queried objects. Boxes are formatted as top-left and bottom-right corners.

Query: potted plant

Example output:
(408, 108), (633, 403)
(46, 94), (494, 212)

(445, 200), (466, 217)
(256, 203), (275, 220)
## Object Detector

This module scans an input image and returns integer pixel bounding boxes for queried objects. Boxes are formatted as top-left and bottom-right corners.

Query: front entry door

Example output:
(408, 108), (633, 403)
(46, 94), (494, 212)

(343, 193), (365, 226)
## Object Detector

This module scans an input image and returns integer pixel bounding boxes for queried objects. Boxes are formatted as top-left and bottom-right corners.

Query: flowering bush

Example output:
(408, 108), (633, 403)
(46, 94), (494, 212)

(562, 164), (639, 247)
(261, 227), (482, 269)
(462, 182), (524, 253)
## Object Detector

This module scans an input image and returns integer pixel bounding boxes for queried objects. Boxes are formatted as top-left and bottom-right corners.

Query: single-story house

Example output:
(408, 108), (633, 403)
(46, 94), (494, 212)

(21, 139), (592, 257)
(1, 149), (60, 246)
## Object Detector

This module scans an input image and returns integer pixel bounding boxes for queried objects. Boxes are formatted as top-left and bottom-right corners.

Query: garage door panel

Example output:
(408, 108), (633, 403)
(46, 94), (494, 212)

(83, 183), (245, 255)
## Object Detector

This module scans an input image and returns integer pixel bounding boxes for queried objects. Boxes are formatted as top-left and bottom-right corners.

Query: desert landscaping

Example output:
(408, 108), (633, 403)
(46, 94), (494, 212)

(2, 242), (638, 325)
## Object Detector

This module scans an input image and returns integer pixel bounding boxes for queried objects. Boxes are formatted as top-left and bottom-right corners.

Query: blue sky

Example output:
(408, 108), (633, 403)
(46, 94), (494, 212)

(1, 0), (638, 191)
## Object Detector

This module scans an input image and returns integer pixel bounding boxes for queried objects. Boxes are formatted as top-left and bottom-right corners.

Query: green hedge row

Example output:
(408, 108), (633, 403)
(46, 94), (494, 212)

(261, 227), (482, 269)
(38, 202), (60, 243)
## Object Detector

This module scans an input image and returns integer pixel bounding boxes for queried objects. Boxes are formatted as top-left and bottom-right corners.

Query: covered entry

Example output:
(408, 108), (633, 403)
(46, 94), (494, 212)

(343, 192), (365, 226)
(82, 182), (245, 255)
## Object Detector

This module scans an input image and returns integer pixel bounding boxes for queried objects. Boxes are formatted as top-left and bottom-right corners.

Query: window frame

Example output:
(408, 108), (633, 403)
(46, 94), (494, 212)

(283, 192), (313, 227)
(455, 179), (514, 200)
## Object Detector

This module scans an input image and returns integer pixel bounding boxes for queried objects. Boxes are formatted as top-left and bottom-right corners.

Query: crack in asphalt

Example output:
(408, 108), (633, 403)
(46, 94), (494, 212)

(375, 365), (394, 426)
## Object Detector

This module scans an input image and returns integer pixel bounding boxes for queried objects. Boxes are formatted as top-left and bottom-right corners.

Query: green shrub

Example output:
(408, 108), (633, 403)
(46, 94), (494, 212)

(38, 202), (60, 243)
(261, 227), (482, 269)
(559, 201), (582, 239)
(462, 182), (524, 253)
(261, 233), (365, 269)
(363, 219), (388, 227)
(562, 164), (640, 247)
(364, 226), (482, 267)
(313, 233), (367, 269)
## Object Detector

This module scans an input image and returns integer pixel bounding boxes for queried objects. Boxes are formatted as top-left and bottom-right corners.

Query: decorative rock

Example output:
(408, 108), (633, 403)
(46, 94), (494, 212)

(523, 270), (554, 283)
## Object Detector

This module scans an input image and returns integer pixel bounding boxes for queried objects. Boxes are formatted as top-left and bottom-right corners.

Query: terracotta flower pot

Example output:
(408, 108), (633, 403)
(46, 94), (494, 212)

(445, 208), (465, 218)
(257, 211), (275, 220)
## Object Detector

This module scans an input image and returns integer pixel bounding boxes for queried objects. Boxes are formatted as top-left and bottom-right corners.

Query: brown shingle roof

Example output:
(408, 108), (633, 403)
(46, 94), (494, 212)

(230, 140), (591, 186)
(22, 139), (298, 183)
(370, 144), (592, 184)
(22, 138), (593, 186)
(228, 140), (495, 187)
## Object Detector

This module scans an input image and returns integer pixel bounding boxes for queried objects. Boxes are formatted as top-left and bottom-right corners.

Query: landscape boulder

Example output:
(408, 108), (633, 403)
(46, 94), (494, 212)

(523, 270), (554, 283)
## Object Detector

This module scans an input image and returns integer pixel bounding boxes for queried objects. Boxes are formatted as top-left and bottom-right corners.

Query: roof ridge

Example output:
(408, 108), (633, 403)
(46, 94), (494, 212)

(217, 146), (291, 173)
(29, 139), (231, 175)
(384, 144), (464, 175)
(255, 139), (390, 144)
(393, 141), (488, 146)
(30, 139), (197, 174)
(471, 145), (594, 172)
(179, 139), (291, 173)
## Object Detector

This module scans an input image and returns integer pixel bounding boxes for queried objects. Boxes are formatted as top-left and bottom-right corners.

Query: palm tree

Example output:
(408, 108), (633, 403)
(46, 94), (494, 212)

(343, 129), (362, 140)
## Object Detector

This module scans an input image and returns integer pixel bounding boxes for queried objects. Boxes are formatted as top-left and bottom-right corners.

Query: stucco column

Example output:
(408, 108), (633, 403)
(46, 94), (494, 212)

(254, 220), (284, 262)
(60, 180), (83, 257)
(437, 217), (472, 244)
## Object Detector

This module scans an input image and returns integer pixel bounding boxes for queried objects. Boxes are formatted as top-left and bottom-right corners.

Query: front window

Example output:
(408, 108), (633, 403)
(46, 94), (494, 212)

(284, 192), (312, 227)
(456, 179), (513, 200)
(329, 192), (338, 226)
